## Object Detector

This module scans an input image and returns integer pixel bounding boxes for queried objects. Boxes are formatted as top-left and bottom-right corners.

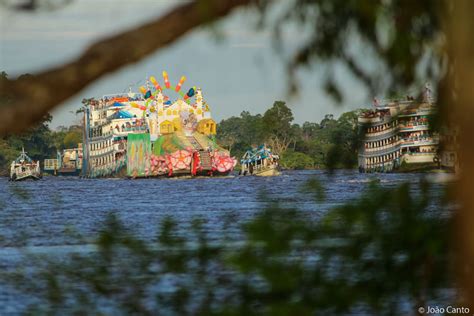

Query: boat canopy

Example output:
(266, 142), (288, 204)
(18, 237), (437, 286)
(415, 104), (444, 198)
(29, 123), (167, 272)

(14, 148), (34, 164)
(241, 145), (278, 164)
(110, 110), (134, 119)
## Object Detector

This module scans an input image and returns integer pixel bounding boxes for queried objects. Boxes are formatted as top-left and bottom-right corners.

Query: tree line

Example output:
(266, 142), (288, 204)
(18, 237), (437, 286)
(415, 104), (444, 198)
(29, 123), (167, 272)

(0, 114), (82, 176)
(217, 101), (361, 170)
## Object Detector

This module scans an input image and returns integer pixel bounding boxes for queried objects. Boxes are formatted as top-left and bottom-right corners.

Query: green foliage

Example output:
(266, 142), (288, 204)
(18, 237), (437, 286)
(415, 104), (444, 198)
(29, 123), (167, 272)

(217, 111), (265, 159)
(217, 101), (297, 159)
(261, 101), (294, 141)
(3, 180), (456, 315)
(280, 150), (314, 169)
(62, 127), (83, 149)
(217, 102), (362, 169)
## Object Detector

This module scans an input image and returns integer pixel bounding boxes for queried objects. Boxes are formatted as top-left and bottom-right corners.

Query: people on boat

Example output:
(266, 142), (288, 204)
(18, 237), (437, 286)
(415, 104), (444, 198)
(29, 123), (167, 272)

(240, 145), (280, 176)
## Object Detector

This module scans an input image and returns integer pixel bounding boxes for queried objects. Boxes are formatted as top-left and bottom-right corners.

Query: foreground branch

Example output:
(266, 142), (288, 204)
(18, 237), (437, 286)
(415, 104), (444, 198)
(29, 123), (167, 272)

(449, 0), (474, 309)
(0, 0), (253, 134)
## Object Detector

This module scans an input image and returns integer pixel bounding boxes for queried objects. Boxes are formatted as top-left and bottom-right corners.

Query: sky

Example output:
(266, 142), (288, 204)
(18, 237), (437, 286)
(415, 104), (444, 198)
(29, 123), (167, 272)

(0, 0), (370, 129)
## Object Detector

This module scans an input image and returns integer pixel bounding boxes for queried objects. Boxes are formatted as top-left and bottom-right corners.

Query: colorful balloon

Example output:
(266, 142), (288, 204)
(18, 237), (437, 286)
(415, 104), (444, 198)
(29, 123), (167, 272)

(175, 76), (186, 92)
(184, 87), (195, 101)
(163, 71), (170, 88)
(150, 76), (162, 91)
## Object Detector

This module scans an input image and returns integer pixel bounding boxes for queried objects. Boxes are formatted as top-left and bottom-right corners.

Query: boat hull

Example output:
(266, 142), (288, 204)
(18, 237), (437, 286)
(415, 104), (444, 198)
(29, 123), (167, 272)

(10, 173), (41, 181)
(254, 168), (281, 177)
(43, 168), (81, 177)
(240, 166), (281, 177)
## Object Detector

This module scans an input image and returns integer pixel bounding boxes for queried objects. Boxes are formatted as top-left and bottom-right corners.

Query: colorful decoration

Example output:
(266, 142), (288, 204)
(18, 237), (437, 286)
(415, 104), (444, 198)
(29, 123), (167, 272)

(136, 72), (200, 113)
(212, 152), (236, 173)
(184, 87), (195, 101)
(139, 86), (148, 95)
(127, 133), (151, 177)
(163, 71), (170, 88)
(192, 151), (200, 175)
(175, 76), (186, 92)
(149, 154), (169, 175)
(169, 150), (192, 170)
(150, 76), (162, 91)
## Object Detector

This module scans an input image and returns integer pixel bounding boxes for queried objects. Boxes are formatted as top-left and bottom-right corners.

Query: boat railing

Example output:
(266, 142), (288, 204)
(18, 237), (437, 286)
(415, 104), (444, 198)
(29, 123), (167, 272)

(364, 140), (400, 152)
(44, 159), (59, 170)
(362, 145), (401, 157)
(400, 136), (438, 145)
(404, 151), (437, 155)
(364, 127), (398, 138)
(399, 122), (429, 128)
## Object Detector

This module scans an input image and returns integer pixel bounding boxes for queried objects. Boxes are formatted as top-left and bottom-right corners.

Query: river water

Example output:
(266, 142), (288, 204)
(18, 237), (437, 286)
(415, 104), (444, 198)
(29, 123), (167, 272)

(0, 170), (448, 314)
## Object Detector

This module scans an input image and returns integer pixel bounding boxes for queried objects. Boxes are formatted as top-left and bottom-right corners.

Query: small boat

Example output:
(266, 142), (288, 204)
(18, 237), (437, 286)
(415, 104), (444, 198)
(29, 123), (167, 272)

(239, 145), (281, 177)
(44, 146), (83, 176)
(9, 148), (41, 181)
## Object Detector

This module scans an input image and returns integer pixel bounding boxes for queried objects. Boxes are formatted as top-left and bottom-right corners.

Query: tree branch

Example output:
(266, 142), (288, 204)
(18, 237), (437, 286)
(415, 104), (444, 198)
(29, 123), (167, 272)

(0, 0), (253, 134)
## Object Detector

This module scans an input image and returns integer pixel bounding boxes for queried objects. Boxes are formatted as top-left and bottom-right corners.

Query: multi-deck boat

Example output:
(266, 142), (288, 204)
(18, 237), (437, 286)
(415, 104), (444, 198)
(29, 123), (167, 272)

(81, 72), (236, 178)
(9, 148), (41, 181)
(240, 145), (281, 176)
(358, 87), (440, 173)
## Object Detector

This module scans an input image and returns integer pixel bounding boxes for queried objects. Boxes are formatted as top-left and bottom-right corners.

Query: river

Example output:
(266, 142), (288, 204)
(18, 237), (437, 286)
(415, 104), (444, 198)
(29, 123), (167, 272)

(0, 170), (448, 314)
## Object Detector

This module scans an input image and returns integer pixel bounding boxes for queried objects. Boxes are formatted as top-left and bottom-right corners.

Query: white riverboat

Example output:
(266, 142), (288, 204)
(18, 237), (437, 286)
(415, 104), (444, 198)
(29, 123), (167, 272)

(9, 148), (41, 181)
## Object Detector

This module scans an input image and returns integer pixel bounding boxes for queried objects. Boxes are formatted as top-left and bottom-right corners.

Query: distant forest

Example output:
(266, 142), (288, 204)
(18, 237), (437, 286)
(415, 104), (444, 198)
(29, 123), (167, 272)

(217, 101), (361, 170)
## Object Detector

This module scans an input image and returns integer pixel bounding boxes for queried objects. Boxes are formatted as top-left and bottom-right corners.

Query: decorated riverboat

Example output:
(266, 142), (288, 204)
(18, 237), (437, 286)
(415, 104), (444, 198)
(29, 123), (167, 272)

(240, 145), (280, 177)
(82, 71), (236, 178)
(10, 148), (41, 181)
